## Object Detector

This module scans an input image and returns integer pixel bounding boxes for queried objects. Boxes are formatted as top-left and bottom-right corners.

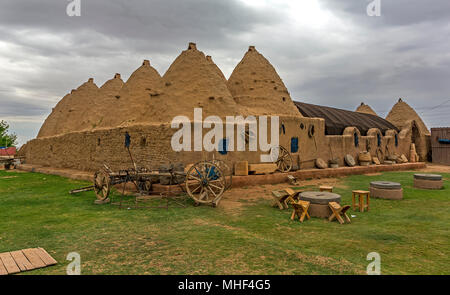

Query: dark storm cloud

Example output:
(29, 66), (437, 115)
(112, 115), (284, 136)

(0, 0), (449, 145)
(0, 0), (283, 53)
(319, 0), (450, 27)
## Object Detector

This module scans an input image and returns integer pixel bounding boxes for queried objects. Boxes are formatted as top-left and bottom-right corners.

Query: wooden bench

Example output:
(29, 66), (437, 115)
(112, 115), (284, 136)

(328, 202), (351, 224)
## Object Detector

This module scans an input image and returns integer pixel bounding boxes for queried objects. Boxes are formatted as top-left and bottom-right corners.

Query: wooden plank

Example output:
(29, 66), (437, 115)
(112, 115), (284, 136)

(10, 250), (35, 271)
(248, 163), (277, 175)
(35, 248), (57, 266)
(0, 258), (8, 275)
(22, 248), (46, 269)
(0, 252), (20, 274)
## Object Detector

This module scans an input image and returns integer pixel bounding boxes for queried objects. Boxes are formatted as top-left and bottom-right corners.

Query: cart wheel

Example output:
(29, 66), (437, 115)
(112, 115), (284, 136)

(94, 170), (111, 201)
(185, 161), (226, 206)
(211, 159), (232, 190)
(271, 146), (293, 172)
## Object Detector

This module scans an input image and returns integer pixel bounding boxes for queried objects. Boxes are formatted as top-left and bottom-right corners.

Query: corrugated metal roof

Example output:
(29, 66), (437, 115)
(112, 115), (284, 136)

(294, 101), (399, 135)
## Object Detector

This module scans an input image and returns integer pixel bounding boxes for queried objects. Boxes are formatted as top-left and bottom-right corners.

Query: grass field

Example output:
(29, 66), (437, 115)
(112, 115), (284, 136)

(0, 169), (449, 275)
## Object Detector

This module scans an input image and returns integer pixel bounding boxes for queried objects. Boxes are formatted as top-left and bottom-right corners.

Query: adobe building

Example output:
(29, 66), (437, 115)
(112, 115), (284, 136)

(19, 43), (430, 172)
(356, 102), (378, 116)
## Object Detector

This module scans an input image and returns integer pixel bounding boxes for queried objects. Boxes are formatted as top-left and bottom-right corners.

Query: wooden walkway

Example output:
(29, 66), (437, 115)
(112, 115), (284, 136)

(0, 248), (57, 275)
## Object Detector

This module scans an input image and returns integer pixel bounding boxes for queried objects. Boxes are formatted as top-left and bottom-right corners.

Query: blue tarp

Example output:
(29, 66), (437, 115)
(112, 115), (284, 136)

(438, 139), (450, 144)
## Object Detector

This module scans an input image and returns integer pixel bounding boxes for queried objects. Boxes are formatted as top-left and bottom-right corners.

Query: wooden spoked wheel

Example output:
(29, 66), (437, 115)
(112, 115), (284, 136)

(185, 161), (226, 207)
(211, 159), (232, 190)
(94, 170), (111, 201)
(271, 146), (293, 172)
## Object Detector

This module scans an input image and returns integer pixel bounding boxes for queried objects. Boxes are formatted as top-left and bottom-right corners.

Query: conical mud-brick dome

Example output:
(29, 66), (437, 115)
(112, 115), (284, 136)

(100, 60), (166, 127)
(37, 78), (99, 137)
(162, 43), (239, 120)
(86, 73), (124, 129)
(356, 102), (378, 116)
(227, 46), (301, 117)
(206, 55), (227, 82)
(37, 92), (73, 138)
(386, 98), (430, 135)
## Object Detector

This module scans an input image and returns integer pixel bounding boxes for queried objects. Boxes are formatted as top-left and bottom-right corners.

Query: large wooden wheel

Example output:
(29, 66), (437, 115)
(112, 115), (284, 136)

(271, 146), (293, 172)
(185, 161), (226, 207)
(94, 170), (111, 201)
(211, 159), (232, 190)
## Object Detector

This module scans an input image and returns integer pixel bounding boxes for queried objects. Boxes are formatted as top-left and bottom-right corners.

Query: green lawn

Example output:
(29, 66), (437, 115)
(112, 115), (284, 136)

(0, 169), (449, 275)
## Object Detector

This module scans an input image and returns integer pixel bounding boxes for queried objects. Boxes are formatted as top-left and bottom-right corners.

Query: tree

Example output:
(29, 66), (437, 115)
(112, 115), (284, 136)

(0, 120), (17, 147)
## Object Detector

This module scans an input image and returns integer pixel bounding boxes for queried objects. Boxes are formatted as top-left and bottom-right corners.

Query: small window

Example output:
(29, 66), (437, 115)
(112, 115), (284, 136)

(280, 123), (286, 135)
(377, 134), (381, 147)
(354, 132), (359, 147)
(218, 138), (229, 155)
(291, 137), (299, 153)
(395, 134), (399, 147)
(140, 137), (147, 147)
(300, 123), (305, 130)
(308, 125), (315, 138)
(97, 138), (101, 146)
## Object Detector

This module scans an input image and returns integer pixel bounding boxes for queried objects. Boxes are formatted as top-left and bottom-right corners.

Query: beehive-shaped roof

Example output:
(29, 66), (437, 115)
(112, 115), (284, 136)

(99, 60), (166, 127)
(37, 78), (99, 137)
(386, 98), (430, 135)
(161, 43), (239, 120)
(356, 102), (378, 116)
(85, 73), (124, 129)
(37, 92), (72, 138)
(227, 46), (301, 117)
(206, 55), (227, 82)
(100, 73), (124, 94)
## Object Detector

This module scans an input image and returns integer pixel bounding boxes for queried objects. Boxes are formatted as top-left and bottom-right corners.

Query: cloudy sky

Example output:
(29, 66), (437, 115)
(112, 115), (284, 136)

(1, 0), (449, 146)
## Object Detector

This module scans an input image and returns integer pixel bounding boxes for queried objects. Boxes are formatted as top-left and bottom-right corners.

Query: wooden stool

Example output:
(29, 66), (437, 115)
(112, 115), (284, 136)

(352, 190), (370, 212)
(271, 188), (301, 210)
(284, 188), (302, 205)
(271, 190), (290, 210)
(328, 202), (351, 224)
(319, 186), (333, 192)
(291, 200), (311, 223)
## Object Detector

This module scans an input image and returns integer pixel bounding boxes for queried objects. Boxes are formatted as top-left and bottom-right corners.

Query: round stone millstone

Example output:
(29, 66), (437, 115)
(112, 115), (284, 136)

(344, 154), (356, 167)
(315, 158), (327, 169)
(308, 204), (334, 218)
(414, 178), (443, 190)
(370, 187), (403, 200)
(414, 174), (442, 181)
(299, 191), (341, 205)
(370, 181), (402, 190)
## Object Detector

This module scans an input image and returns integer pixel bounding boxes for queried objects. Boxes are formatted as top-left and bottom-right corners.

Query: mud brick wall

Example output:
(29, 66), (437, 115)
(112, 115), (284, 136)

(22, 115), (412, 172)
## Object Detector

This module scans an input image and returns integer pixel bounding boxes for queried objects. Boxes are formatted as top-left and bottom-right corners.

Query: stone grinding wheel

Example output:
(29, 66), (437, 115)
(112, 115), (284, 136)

(344, 154), (356, 167)
(299, 191), (341, 205)
(414, 174), (442, 181)
(315, 158), (327, 169)
(370, 181), (402, 190)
